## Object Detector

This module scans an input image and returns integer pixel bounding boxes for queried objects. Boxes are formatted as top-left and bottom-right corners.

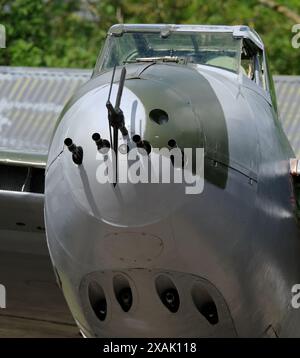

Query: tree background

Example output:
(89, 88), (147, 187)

(0, 0), (299, 74)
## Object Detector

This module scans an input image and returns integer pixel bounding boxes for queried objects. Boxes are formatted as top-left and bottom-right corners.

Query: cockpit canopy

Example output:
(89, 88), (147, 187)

(99, 31), (240, 73)
(94, 24), (276, 109)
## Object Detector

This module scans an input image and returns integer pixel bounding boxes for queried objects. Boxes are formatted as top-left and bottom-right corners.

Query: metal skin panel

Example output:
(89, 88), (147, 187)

(45, 55), (300, 338)
(0, 190), (44, 232)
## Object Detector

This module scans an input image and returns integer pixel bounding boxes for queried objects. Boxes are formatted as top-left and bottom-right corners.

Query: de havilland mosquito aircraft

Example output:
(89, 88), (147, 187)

(2, 24), (300, 338)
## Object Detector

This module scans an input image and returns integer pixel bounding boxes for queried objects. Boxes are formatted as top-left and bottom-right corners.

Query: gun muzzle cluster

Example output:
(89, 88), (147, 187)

(64, 138), (83, 165)
(92, 133), (111, 152)
(132, 134), (151, 155)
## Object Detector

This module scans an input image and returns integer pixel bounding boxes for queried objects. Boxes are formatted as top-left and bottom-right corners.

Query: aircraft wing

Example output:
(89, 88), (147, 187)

(0, 66), (90, 232)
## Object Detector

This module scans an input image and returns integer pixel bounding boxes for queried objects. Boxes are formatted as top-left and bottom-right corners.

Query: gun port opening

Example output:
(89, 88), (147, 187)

(88, 281), (107, 321)
(113, 275), (133, 312)
(191, 283), (219, 325)
(149, 109), (169, 125)
(155, 275), (180, 313)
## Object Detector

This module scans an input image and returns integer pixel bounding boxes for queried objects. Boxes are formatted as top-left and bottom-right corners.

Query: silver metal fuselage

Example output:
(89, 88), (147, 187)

(45, 61), (300, 337)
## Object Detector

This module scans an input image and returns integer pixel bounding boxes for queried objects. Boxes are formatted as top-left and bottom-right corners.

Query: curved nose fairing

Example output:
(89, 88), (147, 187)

(45, 64), (241, 337)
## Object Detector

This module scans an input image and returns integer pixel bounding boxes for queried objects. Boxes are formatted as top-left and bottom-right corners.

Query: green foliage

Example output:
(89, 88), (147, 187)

(0, 0), (299, 74)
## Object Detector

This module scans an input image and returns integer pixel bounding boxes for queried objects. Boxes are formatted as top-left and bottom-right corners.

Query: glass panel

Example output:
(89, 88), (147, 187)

(97, 32), (241, 74)
(241, 39), (268, 91)
(265, 54), (278, 113)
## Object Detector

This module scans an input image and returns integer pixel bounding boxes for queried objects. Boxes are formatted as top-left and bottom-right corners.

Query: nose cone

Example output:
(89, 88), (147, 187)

(44, 64), (239, 338)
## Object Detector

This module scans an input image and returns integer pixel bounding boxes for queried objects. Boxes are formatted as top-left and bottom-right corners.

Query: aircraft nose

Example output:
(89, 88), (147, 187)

(45, 67), (222, 338)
